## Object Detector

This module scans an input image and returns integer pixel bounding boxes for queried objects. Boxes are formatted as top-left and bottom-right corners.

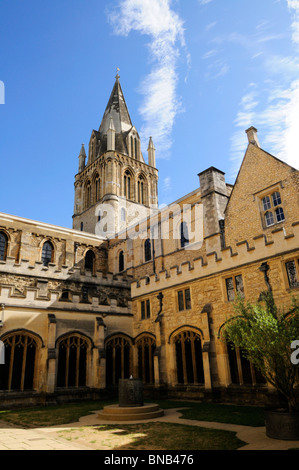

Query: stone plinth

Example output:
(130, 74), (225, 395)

(118, 378), (143, 407)
(97, 378), (164, 422)
(97, 403), (164, 421)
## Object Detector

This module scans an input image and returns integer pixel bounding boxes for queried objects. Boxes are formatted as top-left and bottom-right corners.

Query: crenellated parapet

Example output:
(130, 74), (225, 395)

(131, 222), (299, 297)
(0, 255), (132, 314)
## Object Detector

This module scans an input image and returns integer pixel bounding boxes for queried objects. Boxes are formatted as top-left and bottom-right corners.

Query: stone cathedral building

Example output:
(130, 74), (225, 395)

(0, 75), (298, 408)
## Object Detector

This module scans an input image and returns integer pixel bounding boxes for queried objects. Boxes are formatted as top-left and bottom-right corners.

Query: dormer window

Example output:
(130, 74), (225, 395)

(261, 190), (285, 227)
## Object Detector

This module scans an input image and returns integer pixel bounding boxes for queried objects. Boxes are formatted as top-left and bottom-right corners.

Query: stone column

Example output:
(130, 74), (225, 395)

(47, 313), (57, 394)
(94, 317), (106, 389)
(167, 342), (177, 386)
(202, 344), (212, 390)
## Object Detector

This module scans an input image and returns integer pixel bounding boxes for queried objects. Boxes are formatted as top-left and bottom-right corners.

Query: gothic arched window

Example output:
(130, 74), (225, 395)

(84, 181), (92, 209)
(226, 341), (266, 386)
(85, 250), (95, 273)
(95, 176), (101, 202)
(138, 176), (145, 204)
(56, 334), (89, 388)
(173, 330), (204, 385)
(105, 336), (132, 385)
(120, 208), (126, 222)
(144, 238), (152, 262)
(136, 335), (156, 384)
(0, 232), (8, 261)
(180, 221), (189, 248)
(0, 332), (38, 391)
(119, 250), (124, 272)
(124, 170), (131, 199)
(41, 241), (54, 267)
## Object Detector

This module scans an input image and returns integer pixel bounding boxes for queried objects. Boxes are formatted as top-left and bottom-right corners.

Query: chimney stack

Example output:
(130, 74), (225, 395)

(245, 126), (260, 147)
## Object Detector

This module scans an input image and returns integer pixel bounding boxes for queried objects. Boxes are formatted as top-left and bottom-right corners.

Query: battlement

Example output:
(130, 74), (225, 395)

(131, 222), (299, 297)
(0, 256), (131, 285)
(0, 278), (132, 314)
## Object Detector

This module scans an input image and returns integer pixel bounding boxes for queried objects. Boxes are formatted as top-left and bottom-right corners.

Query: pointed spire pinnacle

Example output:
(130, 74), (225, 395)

(79, 143), (86, 157)
(147, 136), (156, 168)
(78, 144), (86, 173)
(147, 136), (155, 150)
(99, 74), (132, 136)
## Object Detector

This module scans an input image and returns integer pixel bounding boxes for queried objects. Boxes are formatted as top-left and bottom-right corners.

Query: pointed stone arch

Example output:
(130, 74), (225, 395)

(0, 330), (43, 391)
(169, 326), (205, 385)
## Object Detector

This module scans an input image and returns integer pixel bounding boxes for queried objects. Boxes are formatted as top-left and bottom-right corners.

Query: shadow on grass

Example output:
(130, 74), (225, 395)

(57, 422), (246, 451)
(155, 401), (265, 427)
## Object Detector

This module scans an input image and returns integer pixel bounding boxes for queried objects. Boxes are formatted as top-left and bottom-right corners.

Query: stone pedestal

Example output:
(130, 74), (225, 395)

(97, 378), (164, 421)
(118, 378), (143, 407)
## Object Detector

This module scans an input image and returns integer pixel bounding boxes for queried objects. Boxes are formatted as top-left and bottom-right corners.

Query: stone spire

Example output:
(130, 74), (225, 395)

(147, 136), (156, 167)
(78, 144), (86, 173)
(99, 74), (133, 137)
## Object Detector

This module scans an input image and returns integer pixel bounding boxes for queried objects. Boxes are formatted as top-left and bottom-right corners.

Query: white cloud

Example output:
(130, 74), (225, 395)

(163, 176), (172, 192)
(109, 0), (188, 157)
(229, 1), (299, 178)
(198, 0), (213, 4)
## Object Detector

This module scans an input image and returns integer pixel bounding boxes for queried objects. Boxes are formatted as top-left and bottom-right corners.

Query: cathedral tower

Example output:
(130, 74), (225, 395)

(72, 73), (159, 235)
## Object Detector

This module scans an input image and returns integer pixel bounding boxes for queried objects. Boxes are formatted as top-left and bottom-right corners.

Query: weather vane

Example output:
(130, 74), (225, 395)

(116, 67), (120, 79)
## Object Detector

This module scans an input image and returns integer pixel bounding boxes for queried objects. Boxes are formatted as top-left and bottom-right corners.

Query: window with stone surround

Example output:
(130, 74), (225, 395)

(260, 190), (285, 228)
(225, 274), (245, 301)
(285, 259), (299, 288)
(136, 335), (156, 384)
(105, 335), (132, 385)
(119, 250), (124, 272)
(226, 341), (266, 386)
(178, 288), (191, 311)
(0, 332), (39, 391)
(144, 238), (152, 262)
(141, 299), (151, 320)
(173, 329), (204, 385)
(180, 221), (189, 248)
(0, 231), (8, 261)
(41, 240), (54, 267)
(56, 334), (89, 388)
(85, 249), (95, 274)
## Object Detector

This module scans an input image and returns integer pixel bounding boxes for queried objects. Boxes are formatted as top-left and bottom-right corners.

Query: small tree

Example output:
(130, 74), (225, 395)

(222, 292), (299, 412)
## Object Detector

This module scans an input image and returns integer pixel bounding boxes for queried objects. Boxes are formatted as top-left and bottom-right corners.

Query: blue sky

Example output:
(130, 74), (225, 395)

(0, 0), (299, 228)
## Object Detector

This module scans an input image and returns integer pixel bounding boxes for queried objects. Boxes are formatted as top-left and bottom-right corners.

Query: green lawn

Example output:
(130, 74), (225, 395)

(0, 399), (265, 428)
(0, 399), (268, 450)
(56, 421), (245, 450)
(155, 400), (265, 427)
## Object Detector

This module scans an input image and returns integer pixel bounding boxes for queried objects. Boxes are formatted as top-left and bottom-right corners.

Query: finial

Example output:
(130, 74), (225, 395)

(116, 67), (120, 80)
